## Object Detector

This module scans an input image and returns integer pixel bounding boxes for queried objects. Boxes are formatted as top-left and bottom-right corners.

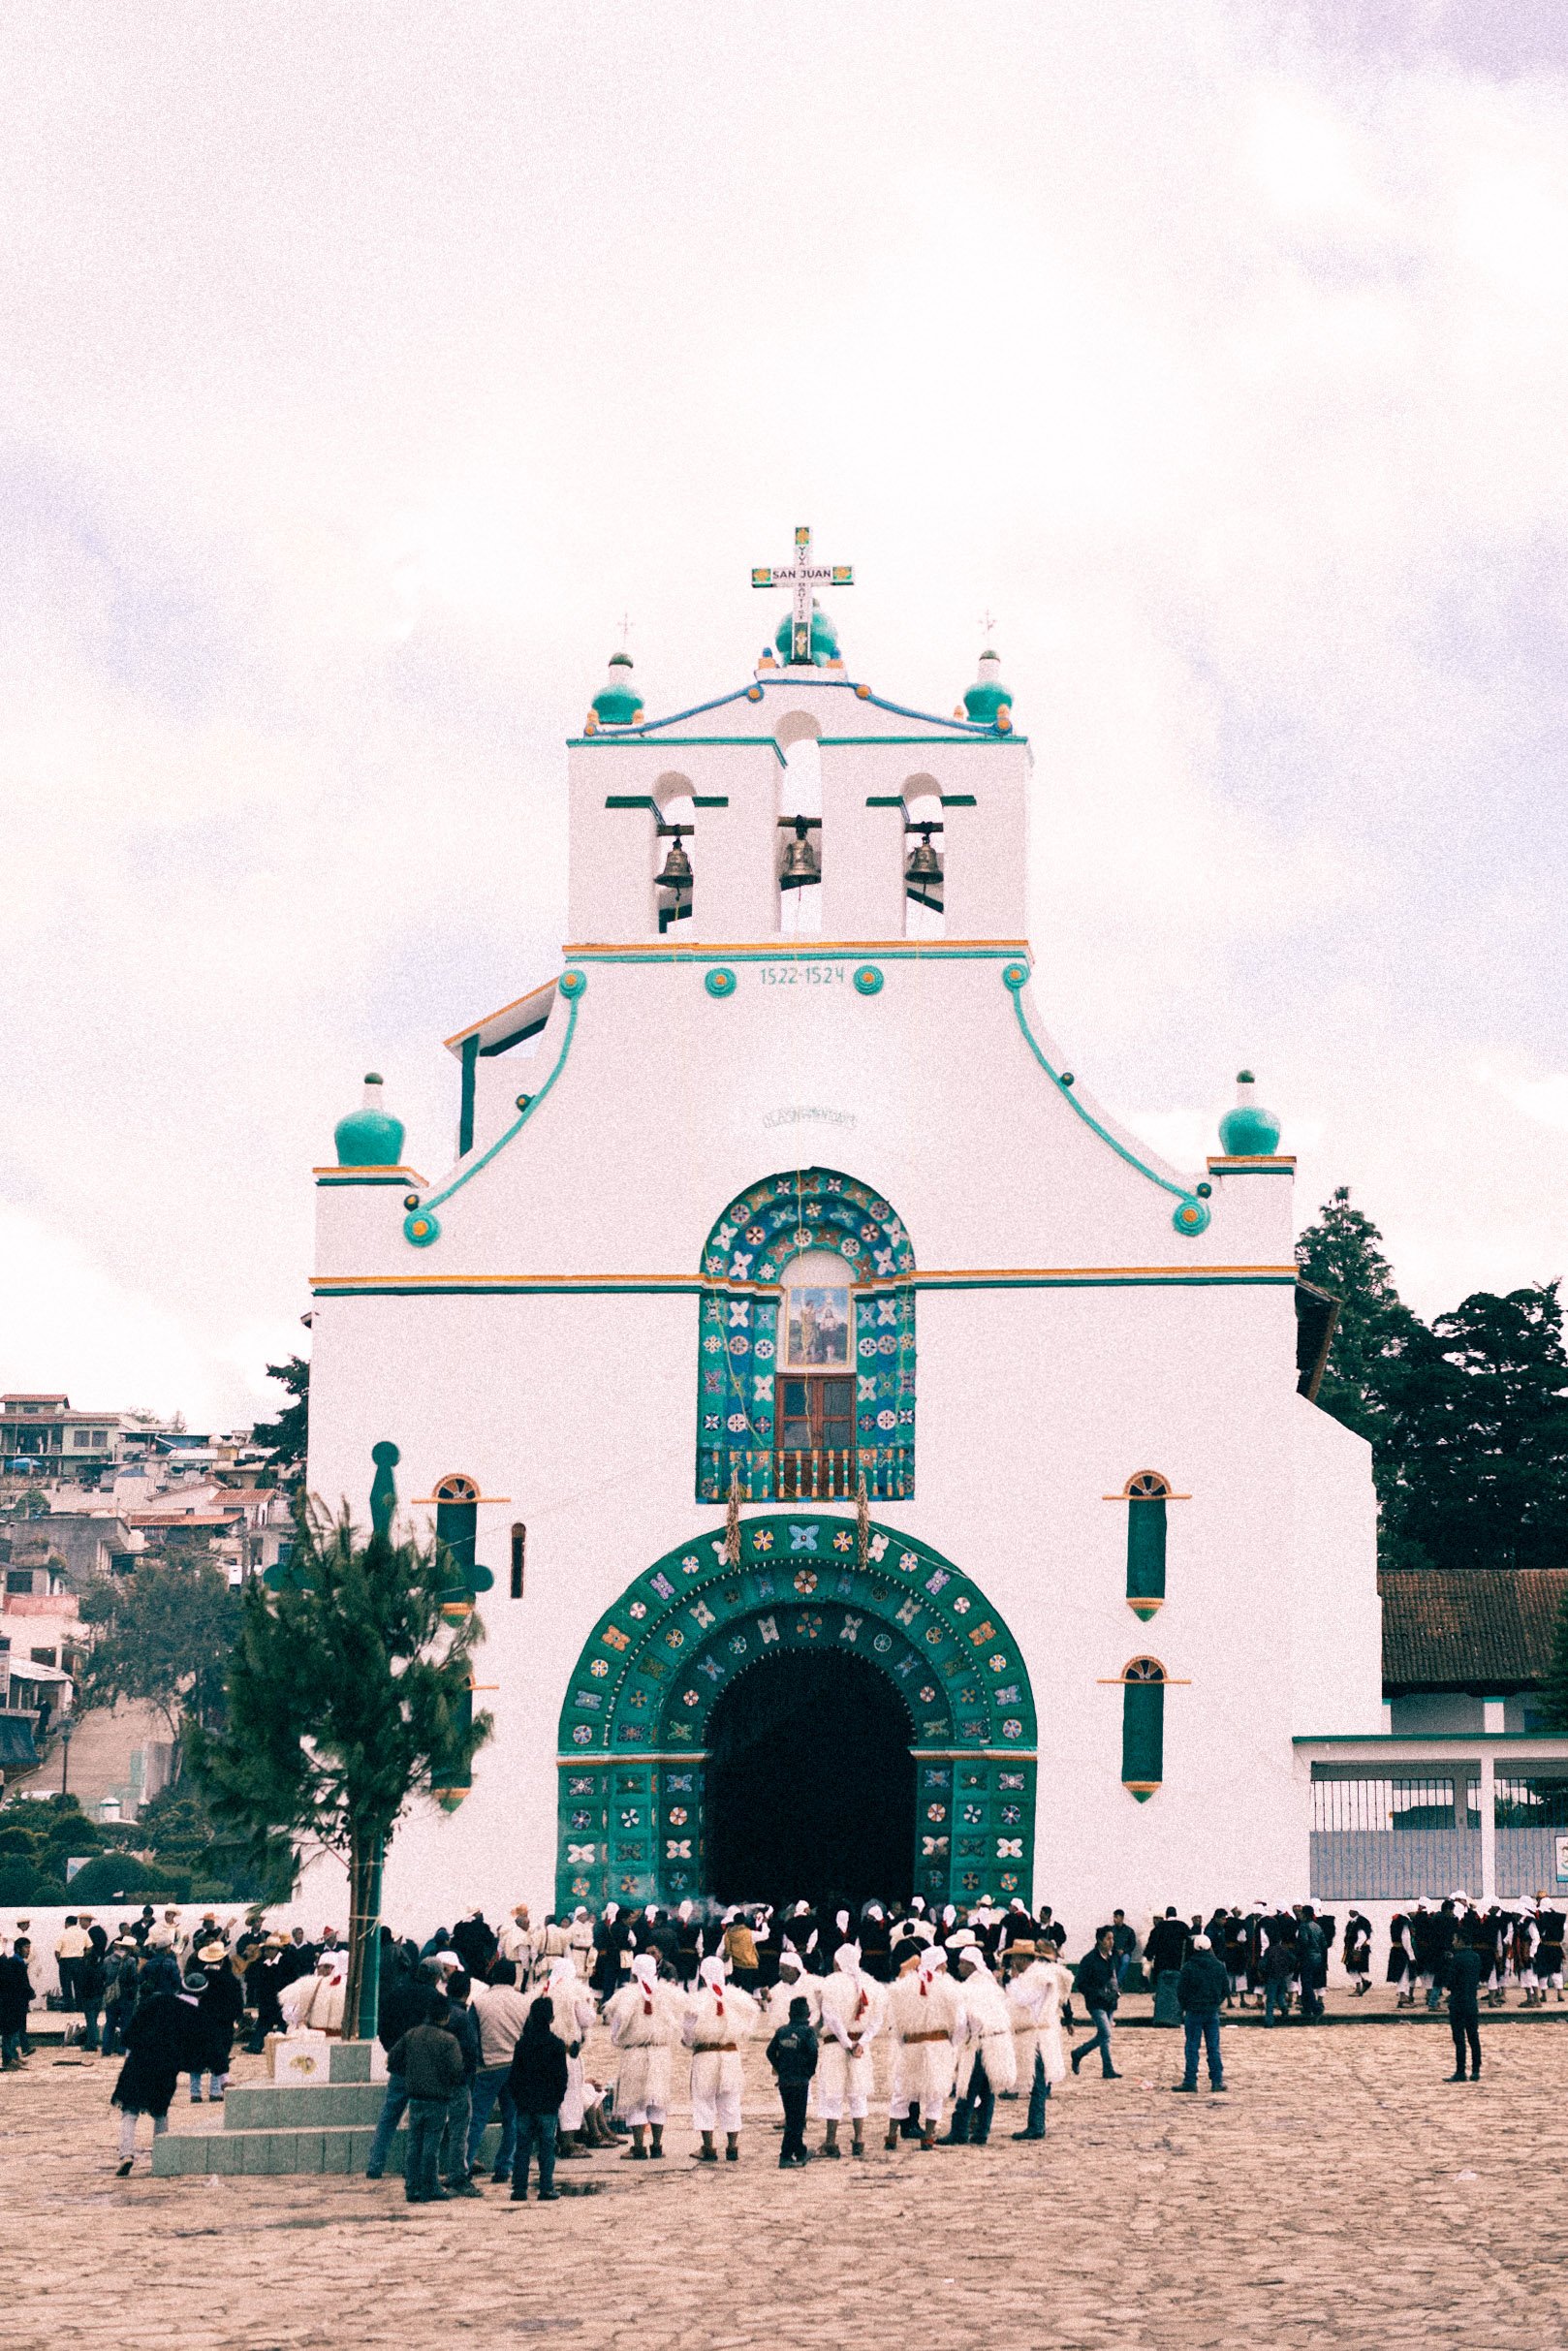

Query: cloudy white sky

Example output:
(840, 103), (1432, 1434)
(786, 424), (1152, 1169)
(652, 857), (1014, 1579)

(3, 0), (1565, 1426)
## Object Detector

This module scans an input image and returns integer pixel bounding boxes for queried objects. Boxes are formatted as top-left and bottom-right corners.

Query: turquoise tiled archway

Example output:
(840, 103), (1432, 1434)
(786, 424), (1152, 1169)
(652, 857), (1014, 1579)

(555, 1512), (1037, 1915)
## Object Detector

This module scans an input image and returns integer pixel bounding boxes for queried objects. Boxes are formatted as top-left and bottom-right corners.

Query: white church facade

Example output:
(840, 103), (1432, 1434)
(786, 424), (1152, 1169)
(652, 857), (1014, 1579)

(305, 530), (1384, 1935)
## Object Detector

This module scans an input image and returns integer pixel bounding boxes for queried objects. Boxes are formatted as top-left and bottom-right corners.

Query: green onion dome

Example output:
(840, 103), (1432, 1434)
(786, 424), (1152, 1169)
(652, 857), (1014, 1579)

(334, 1073), (406, 1167)
(962, 648), (1013, 728)
(588, 650), (644, 729)
(774, 599), (840, 666)
(1218, 1069), (1282, 1156)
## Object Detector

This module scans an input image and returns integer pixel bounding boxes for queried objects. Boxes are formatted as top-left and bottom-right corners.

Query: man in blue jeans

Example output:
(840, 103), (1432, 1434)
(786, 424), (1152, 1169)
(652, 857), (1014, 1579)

(364, 1961), (443, 2179)
(1172, 1933), (1228, 2093)
(1069, 1928), (1122, 2081)
(467, 1962), (531, 2181)
(385, 2006), (465, 2204)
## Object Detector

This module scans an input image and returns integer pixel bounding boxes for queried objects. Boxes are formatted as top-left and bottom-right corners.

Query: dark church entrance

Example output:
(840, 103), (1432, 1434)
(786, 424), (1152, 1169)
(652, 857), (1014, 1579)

(705, 1648), (916, 1910)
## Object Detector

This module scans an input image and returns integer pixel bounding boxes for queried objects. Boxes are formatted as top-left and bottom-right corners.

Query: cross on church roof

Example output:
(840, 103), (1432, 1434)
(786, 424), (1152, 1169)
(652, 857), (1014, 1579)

(751, 524), (853, 665)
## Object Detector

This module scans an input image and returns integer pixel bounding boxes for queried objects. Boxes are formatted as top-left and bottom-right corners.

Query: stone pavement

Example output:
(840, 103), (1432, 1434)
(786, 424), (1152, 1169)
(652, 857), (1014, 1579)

(4, 2008), (1568, 2351)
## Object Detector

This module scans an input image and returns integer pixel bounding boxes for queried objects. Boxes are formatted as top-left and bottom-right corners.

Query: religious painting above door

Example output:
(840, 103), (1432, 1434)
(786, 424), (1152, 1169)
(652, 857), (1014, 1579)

(695, 1168), (916, 1505)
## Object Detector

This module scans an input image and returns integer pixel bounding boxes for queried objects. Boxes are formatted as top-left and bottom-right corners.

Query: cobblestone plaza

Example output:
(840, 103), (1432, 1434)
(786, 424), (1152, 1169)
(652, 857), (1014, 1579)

(6, 2005), (1567, 2350)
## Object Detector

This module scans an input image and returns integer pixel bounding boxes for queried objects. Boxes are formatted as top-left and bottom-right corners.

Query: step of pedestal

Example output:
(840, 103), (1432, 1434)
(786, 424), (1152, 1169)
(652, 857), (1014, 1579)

(151, 2119), (502, 2179)
(223, 2082), (385, 2130)
(329, 2040), (380, 2084)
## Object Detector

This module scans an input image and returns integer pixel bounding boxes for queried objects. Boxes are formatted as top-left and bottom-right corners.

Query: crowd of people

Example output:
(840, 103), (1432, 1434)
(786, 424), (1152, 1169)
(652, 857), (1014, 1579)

(1, 1884), (1555, 2180)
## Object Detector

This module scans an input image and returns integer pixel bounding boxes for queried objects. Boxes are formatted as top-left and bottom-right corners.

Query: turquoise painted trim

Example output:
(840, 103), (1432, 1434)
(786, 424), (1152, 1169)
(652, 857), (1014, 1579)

(315, 1282), (706, 1298)
(314, 1175), (413, 1188)
(479, 1014), (549, 1057)
(458, 1035), (478, 1158)
(941, 794), (978, 807)
(854, 964), (884, 994)
(912, 1272), (1294, 1290)
(819, 734), (1026, 747)
(704, 967), (737, 998)
(572, 734), (788, 766)
(1004, 969), (1205, 1218)
(692, 795), (730, 808)
(589, 684), (759, 734)
(859, 691), (1000, 736)
(311, 1270), (1297, 1299)
(1208, 1160), (1295, 1175)
(402, 981), (584, 1237)
(566, 945), (1022, 965)
(604, 794), (661, 812)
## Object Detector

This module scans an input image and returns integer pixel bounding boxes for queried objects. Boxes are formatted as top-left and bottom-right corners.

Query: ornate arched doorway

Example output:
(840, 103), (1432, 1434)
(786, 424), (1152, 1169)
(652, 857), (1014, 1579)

(555, 1512), (1037, 1915)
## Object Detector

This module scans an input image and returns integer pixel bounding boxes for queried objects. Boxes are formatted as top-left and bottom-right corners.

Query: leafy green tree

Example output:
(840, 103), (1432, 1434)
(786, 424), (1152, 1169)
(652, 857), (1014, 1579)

(188, 1500), (489, 2039)
(252, 1356), (309, 1482)
(78, 1552), (241, 1755)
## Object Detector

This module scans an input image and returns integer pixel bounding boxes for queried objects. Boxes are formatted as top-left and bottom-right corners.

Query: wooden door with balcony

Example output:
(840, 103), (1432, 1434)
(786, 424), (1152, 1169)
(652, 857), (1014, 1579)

(776, 1374), (856, 1499)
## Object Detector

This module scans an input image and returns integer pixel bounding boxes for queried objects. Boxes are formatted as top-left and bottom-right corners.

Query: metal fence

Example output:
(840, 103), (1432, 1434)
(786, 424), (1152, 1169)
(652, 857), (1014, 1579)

(1310, 1772), (1568, 1900)
(1311, 1776), (1477, 1899)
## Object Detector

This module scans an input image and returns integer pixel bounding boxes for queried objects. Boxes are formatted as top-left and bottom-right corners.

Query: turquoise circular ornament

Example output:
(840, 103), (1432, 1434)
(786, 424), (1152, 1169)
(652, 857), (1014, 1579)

(705, 967), (737, 999)
(559, 970), (586, 1000)
(774, 600), (839, 666)
(1002, 962), (1029, 991)
(1172, 1199), (1210, 1238)
(404, 1207), (441, 1247)
(853, 964), (884, 995)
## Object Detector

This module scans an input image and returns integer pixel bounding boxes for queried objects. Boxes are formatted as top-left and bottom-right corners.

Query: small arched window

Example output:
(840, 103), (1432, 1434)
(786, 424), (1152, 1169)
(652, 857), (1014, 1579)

(434, 1473), (479, 1596)
(1124, 1471), (1170, 1618)
(1120, 1657), (1166, 1801)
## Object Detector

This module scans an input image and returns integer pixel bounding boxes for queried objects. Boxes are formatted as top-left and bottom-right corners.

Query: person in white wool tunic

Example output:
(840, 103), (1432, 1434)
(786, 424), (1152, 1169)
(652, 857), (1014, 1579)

(605, 1953), (685, 2161)
(765, 1949), (823, 2031)
(948, 1942), (1017, 2145)
(683, 1956), (760, 2164)
(814, 1943), (885, 2160)
(884, 1945), (967, 2151)
(1006, 1947), (1076, 2140)
(548, 1957), (597, 2158)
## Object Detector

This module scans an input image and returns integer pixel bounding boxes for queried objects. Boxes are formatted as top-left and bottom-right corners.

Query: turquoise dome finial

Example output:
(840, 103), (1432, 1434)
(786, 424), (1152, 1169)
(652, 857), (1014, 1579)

(587, 649), (644, 731)
(1218, 1069), (1282, 1157)
(962, 646), (1013, 730)
(335, 1072), (406, 1168)
(774, 599), (840, 667)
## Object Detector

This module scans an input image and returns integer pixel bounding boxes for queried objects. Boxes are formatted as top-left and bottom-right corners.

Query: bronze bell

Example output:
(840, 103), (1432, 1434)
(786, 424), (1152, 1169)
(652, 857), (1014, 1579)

(779, 817), (820, 890)
(657, 832), (694, 894)
(905, 824), (943, 889)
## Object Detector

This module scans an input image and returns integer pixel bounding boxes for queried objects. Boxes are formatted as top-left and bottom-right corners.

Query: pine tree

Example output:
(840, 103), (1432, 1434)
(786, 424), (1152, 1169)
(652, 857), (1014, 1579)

(187, 1499), (489, 2039)
(252, 1356), (309, 1482)
(1296, 1187), (1429, 1562)
(1397, 1283), (1568, 1573)
(1540, 1577), (1568, 1734)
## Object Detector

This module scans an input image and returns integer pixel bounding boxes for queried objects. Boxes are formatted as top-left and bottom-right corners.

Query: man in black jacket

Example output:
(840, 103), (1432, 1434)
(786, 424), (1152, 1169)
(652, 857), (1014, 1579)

(0, 1939), (33, 2069)
(1069, 1928), (1122, 2082)
(1145, 1907), (1188, 2027)
(386, 2002), (465, 2205)
(1445, 1933), (1485, 2082)
(1172, 1934), (1229, 2092)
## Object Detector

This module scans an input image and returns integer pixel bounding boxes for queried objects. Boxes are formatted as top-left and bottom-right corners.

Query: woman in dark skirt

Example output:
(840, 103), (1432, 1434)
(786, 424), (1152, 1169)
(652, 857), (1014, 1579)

(112, 1970), (204, 2175)
(189, 1942), (245, 2102)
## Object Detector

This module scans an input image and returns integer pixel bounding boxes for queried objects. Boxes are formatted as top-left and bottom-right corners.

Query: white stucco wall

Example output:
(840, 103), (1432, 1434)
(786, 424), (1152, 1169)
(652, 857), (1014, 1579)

(304, 664), (1380, 1932)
